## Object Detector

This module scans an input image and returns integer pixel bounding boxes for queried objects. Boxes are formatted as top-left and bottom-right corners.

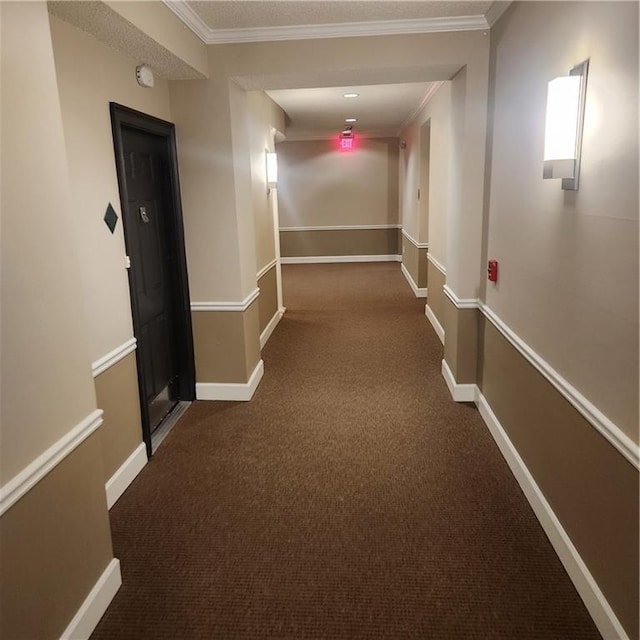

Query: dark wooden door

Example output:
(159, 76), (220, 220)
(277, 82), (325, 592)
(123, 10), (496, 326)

(122, 126), (179, 432)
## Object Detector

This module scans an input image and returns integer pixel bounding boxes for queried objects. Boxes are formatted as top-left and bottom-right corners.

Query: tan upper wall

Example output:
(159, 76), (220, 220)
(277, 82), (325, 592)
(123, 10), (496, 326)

(50, 15), (174, 362)
(277, 138), (400, 228)
(485, 1), (639, 440)
(211, 31), (484, 85)
(1, 2), (98, 483)
(169, 74), (248, 301)
(400, 82), (452, 264)
(247, 91), (286, 274)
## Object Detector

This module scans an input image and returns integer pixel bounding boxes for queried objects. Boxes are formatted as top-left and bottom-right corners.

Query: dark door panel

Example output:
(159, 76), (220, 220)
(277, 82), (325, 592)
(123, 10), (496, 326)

(122, 127), (178, 433)
(111, 104), (195, 455)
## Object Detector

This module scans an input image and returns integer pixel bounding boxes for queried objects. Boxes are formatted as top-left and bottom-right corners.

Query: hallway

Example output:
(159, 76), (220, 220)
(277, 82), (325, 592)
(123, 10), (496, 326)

(91, 263), (600, 639)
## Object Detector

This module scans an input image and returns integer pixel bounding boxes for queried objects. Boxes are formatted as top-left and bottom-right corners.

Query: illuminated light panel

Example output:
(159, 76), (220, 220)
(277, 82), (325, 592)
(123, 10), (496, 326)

(345, 118), (357, 123)
(544, 75), (581, 164)
(266, 152), (278, 185)
(339, 135), (355, 151)
(343, 93), (359, 98)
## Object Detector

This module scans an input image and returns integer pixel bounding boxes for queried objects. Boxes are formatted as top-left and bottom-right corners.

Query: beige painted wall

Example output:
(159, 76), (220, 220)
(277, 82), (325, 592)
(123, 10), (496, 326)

(427, 262), (446, 331)
(399, 82), (452, 267)
(192, 301), (261, 384)
(50, 15), (174, 363)
(277, 138), (400, 228)
(1, 433), (114, 640)
(281, 228), (398, 258)
(401, 240), (428, 289)
(486, 1), (639, 440)
(258, 267), (279, 334)
(95, 353), (143, 483)
(479, 317), (639, 639)
(442, 298), (478, 385)
(170, 75), (252, 302)
(211, 30), (485, 88)
(1, 2), (99, 483)
(1, 6), (115, 639)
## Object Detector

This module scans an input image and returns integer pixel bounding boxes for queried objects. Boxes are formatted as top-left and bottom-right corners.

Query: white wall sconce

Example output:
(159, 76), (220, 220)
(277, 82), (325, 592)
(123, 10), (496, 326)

(543, 60), (589, 190)
(266, 151), (278, 193)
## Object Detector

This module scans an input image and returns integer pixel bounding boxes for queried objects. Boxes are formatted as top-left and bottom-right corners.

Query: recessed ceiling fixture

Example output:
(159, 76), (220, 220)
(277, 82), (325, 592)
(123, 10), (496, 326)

(343, 93), (359, 98)
(345, 118), (357, 123)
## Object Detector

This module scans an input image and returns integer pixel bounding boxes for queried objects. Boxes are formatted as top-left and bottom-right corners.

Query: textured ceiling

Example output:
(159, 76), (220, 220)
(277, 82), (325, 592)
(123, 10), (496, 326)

(187, 1), (494, 30)
(48, 1), (205, 80)
(267, 82), (436, 139)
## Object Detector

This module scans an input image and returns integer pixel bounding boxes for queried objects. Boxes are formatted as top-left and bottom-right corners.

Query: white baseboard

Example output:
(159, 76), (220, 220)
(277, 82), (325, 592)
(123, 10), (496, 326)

(475, 391), (628, 640)
(260, 307), (285, 349)
(425, 304), (445, 344)
(60, 558), (122, 640)
(105, 443), (147, 509)
(196, 359), (264, 401)
(400, 263), (428, 298)
(281, 254), (401, 264)
(441, 359), (475, 401)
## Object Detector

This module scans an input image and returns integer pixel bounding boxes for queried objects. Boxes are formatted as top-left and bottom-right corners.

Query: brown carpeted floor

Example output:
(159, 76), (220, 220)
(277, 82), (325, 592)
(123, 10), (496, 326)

(92, 263), (602, 640)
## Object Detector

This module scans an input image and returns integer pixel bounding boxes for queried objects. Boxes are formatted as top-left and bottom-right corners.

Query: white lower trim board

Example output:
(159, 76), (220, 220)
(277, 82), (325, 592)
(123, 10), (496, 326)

(105, 443), (148, 509)
(0, 409), (104, 516)
(400, 263), (428, 298)
(260, 307), (285, 349)
(281, 255), (401, 264)
(196, 359), (264, 401)
(441, 359), (475, 402)
(425, 304), (445, 345)
(475, 391), (628, 640)
(60, 558), (122, 640)
(92, 338), (137, 377)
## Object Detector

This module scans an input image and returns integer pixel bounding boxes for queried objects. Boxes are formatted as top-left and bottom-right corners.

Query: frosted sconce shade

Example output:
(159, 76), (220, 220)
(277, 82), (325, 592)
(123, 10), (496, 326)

(542, 60), (588, 190)
(266, 152), (278, 186)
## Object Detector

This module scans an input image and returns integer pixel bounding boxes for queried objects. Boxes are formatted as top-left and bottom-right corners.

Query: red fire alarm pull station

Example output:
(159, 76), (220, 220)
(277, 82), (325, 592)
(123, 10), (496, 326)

(488, 259), (498, 283)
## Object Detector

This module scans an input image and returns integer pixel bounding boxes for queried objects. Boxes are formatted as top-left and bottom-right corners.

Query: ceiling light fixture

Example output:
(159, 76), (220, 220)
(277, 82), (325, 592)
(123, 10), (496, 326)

(345, 118), (357, 123)
(343, 93), (359, 98)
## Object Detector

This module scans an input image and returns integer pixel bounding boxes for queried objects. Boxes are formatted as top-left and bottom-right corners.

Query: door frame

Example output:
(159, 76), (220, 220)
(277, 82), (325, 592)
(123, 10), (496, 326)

(110, 102), (195, 457)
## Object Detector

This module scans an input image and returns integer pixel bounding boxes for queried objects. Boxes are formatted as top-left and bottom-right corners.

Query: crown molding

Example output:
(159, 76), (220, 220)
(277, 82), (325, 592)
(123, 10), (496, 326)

(398, 81), (445, 133)
(163, 1), (211, 42)
(163, 3), (490, 45)
(485, 1), (513, 27)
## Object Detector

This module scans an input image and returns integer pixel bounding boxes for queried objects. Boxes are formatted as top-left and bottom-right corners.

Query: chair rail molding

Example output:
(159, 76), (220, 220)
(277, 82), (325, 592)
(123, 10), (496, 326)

(92, 338), (137, 377)
(191, 288), (260, 312)
(0, 409), (104, 516)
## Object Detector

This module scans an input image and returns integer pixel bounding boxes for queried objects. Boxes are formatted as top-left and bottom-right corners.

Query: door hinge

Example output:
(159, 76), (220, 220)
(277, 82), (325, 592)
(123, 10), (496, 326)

(125, 255), (131, 269)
